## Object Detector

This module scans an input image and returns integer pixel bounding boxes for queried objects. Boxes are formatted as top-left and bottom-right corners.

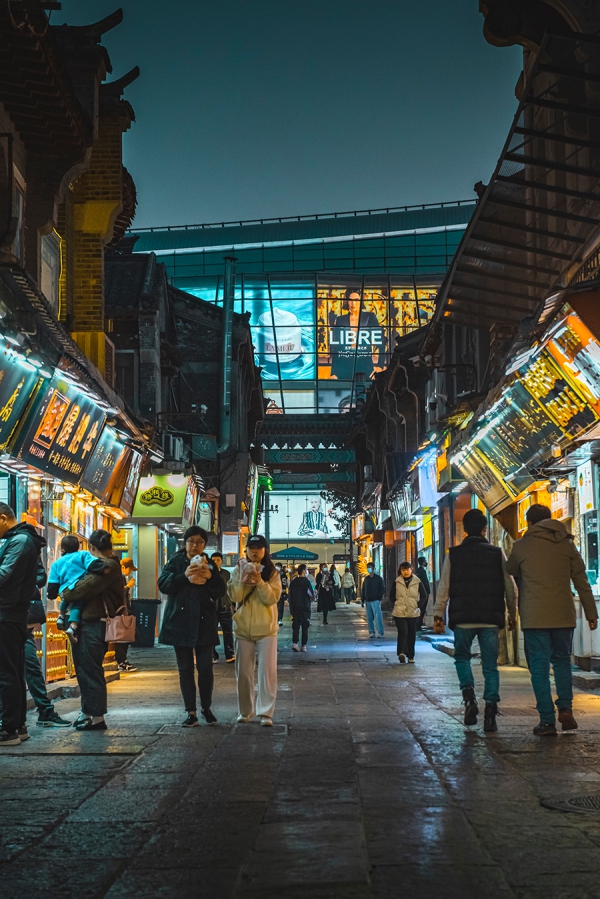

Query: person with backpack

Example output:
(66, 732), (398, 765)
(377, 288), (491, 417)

(289, 563), (314, 651)
(433, 509), (517, 733)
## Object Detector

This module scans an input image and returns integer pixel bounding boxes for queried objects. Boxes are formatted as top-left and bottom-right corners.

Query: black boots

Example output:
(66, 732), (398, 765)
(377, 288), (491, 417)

(462, 686), (478, 726)
(484, 702), (498, 733)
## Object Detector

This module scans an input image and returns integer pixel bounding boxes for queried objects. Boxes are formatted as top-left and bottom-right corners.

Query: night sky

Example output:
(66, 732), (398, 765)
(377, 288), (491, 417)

(56, 1), (522, 229)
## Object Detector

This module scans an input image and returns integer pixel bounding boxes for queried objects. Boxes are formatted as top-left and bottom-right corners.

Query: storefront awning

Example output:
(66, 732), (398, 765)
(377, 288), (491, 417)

(429, 31), (600, 335)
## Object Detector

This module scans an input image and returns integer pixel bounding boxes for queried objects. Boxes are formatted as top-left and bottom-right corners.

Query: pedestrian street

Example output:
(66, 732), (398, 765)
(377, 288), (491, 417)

(4, 605), (600, 899)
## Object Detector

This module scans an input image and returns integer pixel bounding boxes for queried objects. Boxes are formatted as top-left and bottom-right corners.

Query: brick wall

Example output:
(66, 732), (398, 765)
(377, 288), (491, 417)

(70, 109), (130, 374)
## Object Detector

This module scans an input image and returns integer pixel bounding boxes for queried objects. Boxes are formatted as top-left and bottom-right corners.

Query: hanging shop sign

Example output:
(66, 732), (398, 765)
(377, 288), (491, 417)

(182, 479), (198, 529)
(544, 310), (600, 418)
(131, 474), (191, 522)
(120, 449), (144, 515)
(15, 372), (105, 484)
(456, 447), (516, 515)
(80, 425), (129, 502)
(474, 381), (561, 488)
(577, 461), (596, 514)
(0, 351), (41, 452)
(519, 348), (597, 438)
(551, 485), (573, 521)
(352, 514), (365, 540)
(417, 450), (443, 509)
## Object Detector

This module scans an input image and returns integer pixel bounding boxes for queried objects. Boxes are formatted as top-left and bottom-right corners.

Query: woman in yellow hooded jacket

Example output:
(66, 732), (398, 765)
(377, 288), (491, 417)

(228, 535), (282, 726)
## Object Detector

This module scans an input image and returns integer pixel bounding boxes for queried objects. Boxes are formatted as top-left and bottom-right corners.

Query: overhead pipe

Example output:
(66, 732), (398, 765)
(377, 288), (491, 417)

(218, 256), (236, 453)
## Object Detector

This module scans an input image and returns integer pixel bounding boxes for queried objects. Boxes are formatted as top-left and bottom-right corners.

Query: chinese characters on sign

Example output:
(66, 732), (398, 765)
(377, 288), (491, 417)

(80, 426), (129, 502)
(16, 373), (105, 484)
(0, 353), (41, 451)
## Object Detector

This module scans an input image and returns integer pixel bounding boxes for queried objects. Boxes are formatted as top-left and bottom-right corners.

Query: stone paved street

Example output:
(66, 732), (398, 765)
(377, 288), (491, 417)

(4, 606), (600, 898)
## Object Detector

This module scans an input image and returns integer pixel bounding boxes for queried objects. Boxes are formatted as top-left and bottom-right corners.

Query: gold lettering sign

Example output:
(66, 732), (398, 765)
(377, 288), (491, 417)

(140, 486), (174, 507)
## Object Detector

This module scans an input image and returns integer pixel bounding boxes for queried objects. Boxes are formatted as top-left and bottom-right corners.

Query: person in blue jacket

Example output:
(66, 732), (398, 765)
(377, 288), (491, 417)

(158, 526), (225, 727)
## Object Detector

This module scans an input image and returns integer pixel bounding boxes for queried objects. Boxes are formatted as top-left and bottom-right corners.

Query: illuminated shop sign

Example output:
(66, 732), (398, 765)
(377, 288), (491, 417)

(457, 447), (517, 515)
(519, 349), (597, 438)
(16, 372), (105, 484)
(452, 304), (600, 511)
(80, 426), (130, 503)
(131, 474), (190, 521)
(0, 351), (41, 451)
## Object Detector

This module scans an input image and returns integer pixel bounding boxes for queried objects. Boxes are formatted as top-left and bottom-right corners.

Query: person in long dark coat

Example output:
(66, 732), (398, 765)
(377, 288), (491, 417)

(158, 526), (225, 727)
(316, 563), (336, 625)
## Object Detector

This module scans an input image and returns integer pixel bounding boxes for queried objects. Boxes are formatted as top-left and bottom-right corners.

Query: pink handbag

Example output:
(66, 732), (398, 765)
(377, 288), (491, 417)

(104, 603), (136, 643)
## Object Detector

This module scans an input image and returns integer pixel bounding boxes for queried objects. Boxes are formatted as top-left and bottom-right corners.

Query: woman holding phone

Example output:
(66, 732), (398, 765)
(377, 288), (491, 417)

(228, 535), (281, 726)
(158, 526), (226, 726)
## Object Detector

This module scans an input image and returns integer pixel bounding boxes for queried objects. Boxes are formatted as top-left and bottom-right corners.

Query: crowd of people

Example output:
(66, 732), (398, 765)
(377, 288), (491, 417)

(1, 499), (594, 743)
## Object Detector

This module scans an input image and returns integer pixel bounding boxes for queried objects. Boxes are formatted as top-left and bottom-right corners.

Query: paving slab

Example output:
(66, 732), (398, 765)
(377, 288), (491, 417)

(5, 607), (600, 897)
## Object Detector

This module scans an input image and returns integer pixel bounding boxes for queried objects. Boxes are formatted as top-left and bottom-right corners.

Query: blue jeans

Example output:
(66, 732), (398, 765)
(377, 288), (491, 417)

(523, 628), (574, 724)
(366, 601), (384, 636)
(453, 626), (500, 703)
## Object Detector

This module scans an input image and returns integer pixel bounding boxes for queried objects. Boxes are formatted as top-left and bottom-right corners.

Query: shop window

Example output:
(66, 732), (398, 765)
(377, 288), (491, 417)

(40, 231), (61, 314)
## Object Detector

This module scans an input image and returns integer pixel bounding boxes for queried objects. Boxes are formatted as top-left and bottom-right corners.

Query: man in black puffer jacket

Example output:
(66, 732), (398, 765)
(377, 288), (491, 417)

(433, 509), (517, 733)
(0, 505), (46, 747)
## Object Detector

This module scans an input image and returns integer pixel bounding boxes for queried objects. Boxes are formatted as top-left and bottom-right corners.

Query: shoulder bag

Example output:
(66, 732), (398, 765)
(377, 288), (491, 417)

(104, 602), (136, 643)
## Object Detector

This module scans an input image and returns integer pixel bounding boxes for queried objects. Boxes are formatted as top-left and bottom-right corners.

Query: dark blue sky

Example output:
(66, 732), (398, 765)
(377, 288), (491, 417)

(56, 1), (522, 229)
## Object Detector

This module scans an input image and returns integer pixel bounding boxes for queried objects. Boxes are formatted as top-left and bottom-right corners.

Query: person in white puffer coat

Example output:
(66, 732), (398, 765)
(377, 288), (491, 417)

(389, 561), (427, 664)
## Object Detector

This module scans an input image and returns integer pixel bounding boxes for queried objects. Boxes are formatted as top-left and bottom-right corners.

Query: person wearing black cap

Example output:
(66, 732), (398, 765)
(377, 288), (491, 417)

(158, 526), (226, 727)
(228, 535), (282, 726)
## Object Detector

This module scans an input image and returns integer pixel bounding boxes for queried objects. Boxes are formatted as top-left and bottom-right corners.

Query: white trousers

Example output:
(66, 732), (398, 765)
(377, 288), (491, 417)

(234, 634), (278, 720)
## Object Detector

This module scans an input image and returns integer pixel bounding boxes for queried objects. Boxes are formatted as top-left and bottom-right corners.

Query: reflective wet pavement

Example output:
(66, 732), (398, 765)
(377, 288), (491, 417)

(4, 606), (600, 897)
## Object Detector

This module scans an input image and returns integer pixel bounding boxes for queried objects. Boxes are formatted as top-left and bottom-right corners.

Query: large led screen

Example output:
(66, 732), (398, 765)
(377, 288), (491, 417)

(268, 492), (344, 541)
(183, 275), (439, 414)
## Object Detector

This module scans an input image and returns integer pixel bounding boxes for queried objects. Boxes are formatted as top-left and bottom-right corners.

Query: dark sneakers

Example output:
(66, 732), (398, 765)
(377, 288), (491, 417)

(201, 708), (218, 725)
(462, 686), (479, 726)
(0, 731), (20, 747)
(484, 702), (498, 733)
(37, 709), (72, 727)
(17, 726), (29, 742)
(558, 708), (578, 732)
(182, 714), (199, 728)
(533, 721), (558, 736)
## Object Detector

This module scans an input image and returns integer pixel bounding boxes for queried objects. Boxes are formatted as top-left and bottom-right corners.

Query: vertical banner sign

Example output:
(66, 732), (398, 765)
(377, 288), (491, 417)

(16, 372), (105, 484)
(120, 449), (144, 515)
(577, 461), (596, 514)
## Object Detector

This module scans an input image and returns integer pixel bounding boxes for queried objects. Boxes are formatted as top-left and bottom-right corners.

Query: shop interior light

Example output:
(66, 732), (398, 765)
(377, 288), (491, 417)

(5, 334), (21, 346)
(28, 358), (43, 368)
(76, 493), (88, 499)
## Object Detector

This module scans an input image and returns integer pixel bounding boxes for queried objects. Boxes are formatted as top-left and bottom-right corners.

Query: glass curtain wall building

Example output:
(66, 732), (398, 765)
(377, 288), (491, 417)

(130, 201), (475, 415)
